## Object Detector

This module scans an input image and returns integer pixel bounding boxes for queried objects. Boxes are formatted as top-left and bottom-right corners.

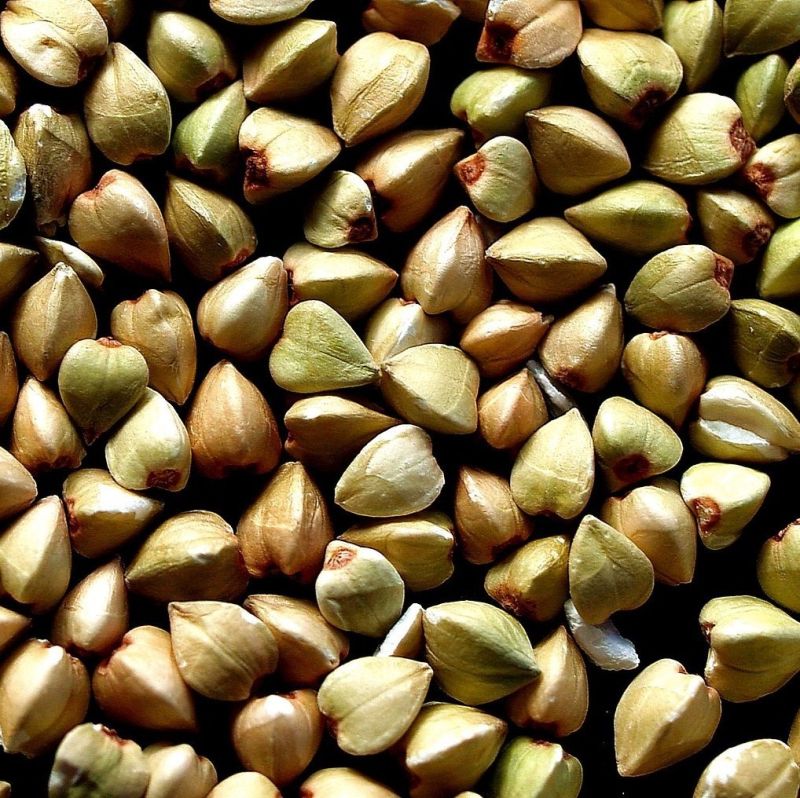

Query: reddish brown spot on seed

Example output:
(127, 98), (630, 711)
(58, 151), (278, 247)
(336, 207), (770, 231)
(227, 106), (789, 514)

(299, 789), (314, 798)
(490, 584), (537, 619)
(772, 520), (799, 542)
(649, 331), (670, 340)
(147, 469), (182, 489)
(630, 88), (668, 126)
(552, 367), (582, 392)
(222, 248), (252, 276)
(730, 118), (755, 162)
(742, 222), (773, 258)
(348, 216), (377, 243)
(691, 497), (720, 533)
(244, 150), (270, 191)
(744, 162), (776, 200)
(326, 547), (356, 569)
(97, 337), (122, 348)
(86, 171), (118, 199)
(197, 72), (229, 100)
(612, 454), (651, 484)
(456, 153), (486, 186)
(700, 620), (714, 642)
(714, 255), (733, 289)
(477, 22), (517, 61)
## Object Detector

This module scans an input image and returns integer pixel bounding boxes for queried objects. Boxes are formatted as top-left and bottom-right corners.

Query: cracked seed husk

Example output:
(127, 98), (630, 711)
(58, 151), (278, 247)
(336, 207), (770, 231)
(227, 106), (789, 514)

(489, 737), (582, 798)
(624, 244), (733, 332)
(454, 466), (533, 564)
(505, 626), (588, 737)
(83, 43), (171, 165)
(35, 237), (104, 289)
(736, 55), (789, 142)
(487, 217), (607, 303)
(13, 104), (90, 235)
(693, 739), (800, 798)
(723, 0), (800, 56)
(375, 602), (424, 658)
(243, 18), (338, 103)
(539, 285), (623, 393)
(93, 626), (197, 732)
(285, 243), (396, 320)
(565, 180), (691, 257)
(593, 396), (683, 491)
(105, 388), (191, 492)
(485, 535), (570, 623)
(355, 128), (464, 233)
(364, 298), (452, 362)
(186, 361), (281, 479)
(336, 424), (445, 518)
(380, 343), (480, 434)
(621, 332), (708, 428)
(577, 30), (683, 126)
(197, 257), (287, 362)
(0, 242), (36, 308)
(165, 174), (257, 282)
(168, 600), (278, 702)
(233, 689), (321, 783)
(0, 119), (25, 231)
(69, 170), (171, 282)
(143, 742), (218, 798)
(48, 723), (149, 798)
(569, 514), (655, 625)
(11, 263), (97, 381)
(146, 11), (235, 104)
(478, 368), (548, 450)
(614, 658), (721, 776)
(697, 189), (774, 265)
(340, 512), (455, 592)
(581, 0), (662, 30)
(269, 300), (379, 393)
(402, 206), (485, 315)
(511, 408), (595, 519)
(110, 290), (197, 405)
(398, 703), (507, 798)
(662, 0), (722, 92)
(0, 0), (108, 88)
(526, 106), (630, 195)
(208, 773), (280, 798)
(63, 468), (164, 559)
(757, 520), (800, 614)
(758, 219), (800, 300)
(210, 0), (312, 25)
(51, 558), (128, 658)
(644, 93), (754, 185)
(125, 510), (247, 602)
(602, 478), (697, 585)
(318, 656), (432, 755)
(331, 32), (429, 147)
(460, 301), (551, 379)
(300, 768), (399, 798)
(304, 171), (377, 249)
(284, 394), (399, 471)
(315, 540), (405, 637)
(451, 67), (551, 144)
(0, 496), (70, 613)
(700, 595), (800, 702)
(240, 108), (341, 203)
(0, 446), (36, 520)
(564, 599), (639, 672)
(363, 0), (460, 46)
(477, 0), (581, 70)
(58, 338), (149, 444)
(11, 377), (86, 474)
(743, 134), (800, 220)
(0, 639), (89, 757)
(454, 135), (536, 223)
(423, 600), (539, 705)
(173, 81), (248, 183)
(729, 299), (800, 388)
(244, 594), (349, 685)
(689, 375), (800, 463)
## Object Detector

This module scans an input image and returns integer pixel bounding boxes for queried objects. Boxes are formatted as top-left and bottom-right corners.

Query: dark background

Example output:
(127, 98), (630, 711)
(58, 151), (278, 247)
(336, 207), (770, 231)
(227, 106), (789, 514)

(1, 0), (799, 795)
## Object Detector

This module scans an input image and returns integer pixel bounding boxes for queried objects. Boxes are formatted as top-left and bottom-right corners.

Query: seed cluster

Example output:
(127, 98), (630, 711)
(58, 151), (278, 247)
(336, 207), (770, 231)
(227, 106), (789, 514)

(0, 0), (798, 796)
